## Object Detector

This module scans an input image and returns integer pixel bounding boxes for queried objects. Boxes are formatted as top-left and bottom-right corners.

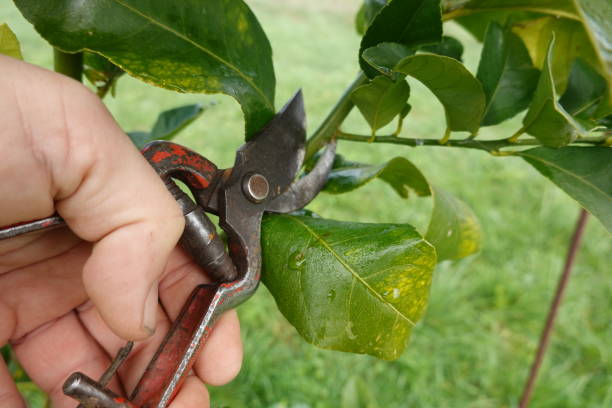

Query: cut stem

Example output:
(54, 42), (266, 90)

(518, 209), (589, 408)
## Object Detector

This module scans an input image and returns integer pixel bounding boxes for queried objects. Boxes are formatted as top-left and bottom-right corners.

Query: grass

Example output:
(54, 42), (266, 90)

(2, 1), (611, 407)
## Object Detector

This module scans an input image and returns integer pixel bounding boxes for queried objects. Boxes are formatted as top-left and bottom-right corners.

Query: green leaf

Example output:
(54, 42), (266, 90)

(476, 22), (539, 126)
(128, 104), (205, 149)
(261, 214), (436, 360)
(350, 76), (410, 134)
(392, 53), (486, 134)
(420, 36), (464, 61)
(426, 187), (482, 261)
(573, 0), (612, 106)
(323, 156), (431, 198)
(559, 58), (608, 119)
(442, 0), (579, 19)
(521, 36), (584, 147)
(512, 16), (599, 94)
(355, 0), (388, 36)
(16, 382), (48, 407)
(14, 0), (275, 138)
(0, 23), (23, 60)
(83, 52), (123, 98)
(362, 42), (413, 78)
(359, 0), (442, 77)
(518, 147), (612, 234)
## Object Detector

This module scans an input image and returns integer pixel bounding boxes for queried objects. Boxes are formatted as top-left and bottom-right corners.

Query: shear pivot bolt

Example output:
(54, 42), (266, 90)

(243, 173), (269, 203)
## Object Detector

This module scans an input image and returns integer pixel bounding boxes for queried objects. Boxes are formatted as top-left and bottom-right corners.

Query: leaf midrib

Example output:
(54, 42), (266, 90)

(519, 152), (612, 201)
(287, 216), (417, 326)
(111, 0), (274, 110)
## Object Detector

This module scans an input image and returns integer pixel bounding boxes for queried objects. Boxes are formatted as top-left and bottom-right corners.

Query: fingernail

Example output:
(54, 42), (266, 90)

(143, 283), (158, 336)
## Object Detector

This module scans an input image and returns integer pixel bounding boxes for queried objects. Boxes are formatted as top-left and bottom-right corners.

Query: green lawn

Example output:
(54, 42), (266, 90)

(2, 1), (611, 407)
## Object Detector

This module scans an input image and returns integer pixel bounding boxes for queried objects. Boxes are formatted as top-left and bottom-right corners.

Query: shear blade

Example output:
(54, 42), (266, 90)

(266, 139), (336, 214)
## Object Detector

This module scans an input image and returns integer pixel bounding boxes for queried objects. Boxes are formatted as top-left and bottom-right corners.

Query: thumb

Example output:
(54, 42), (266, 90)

(11, 57), (184, 340)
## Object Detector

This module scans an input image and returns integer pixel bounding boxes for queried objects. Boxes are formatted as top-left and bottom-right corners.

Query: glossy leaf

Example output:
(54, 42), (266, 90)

(574, 0), (612, 106)
(394, 54), (485, 134)
(355, 0), (388, 36)
(350, 76), (410, 134)
(362, 42), (413, 78)
(359, 0), (442, 77)
(0, 23), (23, 60)
(83, 52), (123, 98)
(518, 147), (612, 234)
(559, 58), (607, 119)
(521, 37), (584, 147)
(442, 0), (578, 20)
(476, 22), (539, 126)
(128, 104), (205, 149)
(421, 36), (464, 61)
(426, 187), (482, 261)
(14, 0), (275, 138)
(261, 214), (436, 360)
(323, 156), (430, 198)
(512, 16), (599, 93)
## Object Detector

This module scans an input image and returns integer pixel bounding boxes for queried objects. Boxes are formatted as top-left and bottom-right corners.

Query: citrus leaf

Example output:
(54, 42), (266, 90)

(350, 76), (410, 134)
(426, 187), (482, 261)
(83, 52), (123, 98)
(512, 16), (599, 94)
(323, 156), (430, 198)
(559, 58), (607, 119)
(518, 147), (612, 234)
(574, 0), (612, 106)
(14, 0), (275, 138)
(127, 104), (205, 149)
(261, 214), (436, 360)
(355, 0), (388, 36)
(359, 0), (442, 78)
(394, 54), (485, 134)
(521, 36), (585, 147)
(476, 22), (539, 126)
(442, 0), (578, 20)
(362, 42), (413, 78)
(0, 23), (23, 60)
(420, 36), (464, 61)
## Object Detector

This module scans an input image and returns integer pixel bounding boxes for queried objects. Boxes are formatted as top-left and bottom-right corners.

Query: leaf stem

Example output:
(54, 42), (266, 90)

(53, 49), (83, 82)
(305, 71), (368, 160)
(336, 132), (609, 153)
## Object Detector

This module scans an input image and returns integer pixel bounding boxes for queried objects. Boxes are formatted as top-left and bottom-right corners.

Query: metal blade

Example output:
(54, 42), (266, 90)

(229, 90), (306, 200)
(266, 140), (336, 213)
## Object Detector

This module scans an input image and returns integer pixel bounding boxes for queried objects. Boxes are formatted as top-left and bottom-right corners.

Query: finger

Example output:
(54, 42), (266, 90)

(11, 311), (122, 408)
(159, 251), (243, 386)
(77, 301), (172, 394)
(2, 56), (184, 340)
(167, 375), (209, 408)
(0, 356), (26, 408)
(1, 242), (89, 340)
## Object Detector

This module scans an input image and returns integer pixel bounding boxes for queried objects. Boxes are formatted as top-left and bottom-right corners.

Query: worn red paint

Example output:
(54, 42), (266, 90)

(151, 151), (172, 163)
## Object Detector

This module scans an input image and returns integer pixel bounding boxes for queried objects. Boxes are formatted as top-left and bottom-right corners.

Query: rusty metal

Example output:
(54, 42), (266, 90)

(0, 91), (335, 408)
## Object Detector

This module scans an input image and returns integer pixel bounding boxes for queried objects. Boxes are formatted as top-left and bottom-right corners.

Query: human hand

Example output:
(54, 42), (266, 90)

(0, 55), (242, 407)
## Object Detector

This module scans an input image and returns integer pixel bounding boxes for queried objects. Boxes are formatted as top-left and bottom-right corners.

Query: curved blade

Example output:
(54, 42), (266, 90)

(266, 140), (336, 213)
(229, 90), (306, 200)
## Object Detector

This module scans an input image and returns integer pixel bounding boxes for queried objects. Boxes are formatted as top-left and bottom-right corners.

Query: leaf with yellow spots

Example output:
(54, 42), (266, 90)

(261, 214), (436, 360)
(426, 187), (482, 261)
(14, 0), (275, 139)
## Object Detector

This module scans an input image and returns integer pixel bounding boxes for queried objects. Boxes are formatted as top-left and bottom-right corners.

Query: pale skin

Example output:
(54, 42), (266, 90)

(0, 55), (242, 407)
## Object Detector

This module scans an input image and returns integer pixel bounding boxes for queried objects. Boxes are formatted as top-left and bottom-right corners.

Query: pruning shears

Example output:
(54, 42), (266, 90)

(0, 91), (336, 408)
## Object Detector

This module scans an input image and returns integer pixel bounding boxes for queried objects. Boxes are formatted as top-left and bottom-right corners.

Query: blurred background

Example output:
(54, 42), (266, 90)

(2, 1), (611, 407)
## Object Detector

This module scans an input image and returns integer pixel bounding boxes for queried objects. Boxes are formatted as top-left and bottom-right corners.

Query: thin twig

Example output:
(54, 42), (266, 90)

(518, 209), (589, 408)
